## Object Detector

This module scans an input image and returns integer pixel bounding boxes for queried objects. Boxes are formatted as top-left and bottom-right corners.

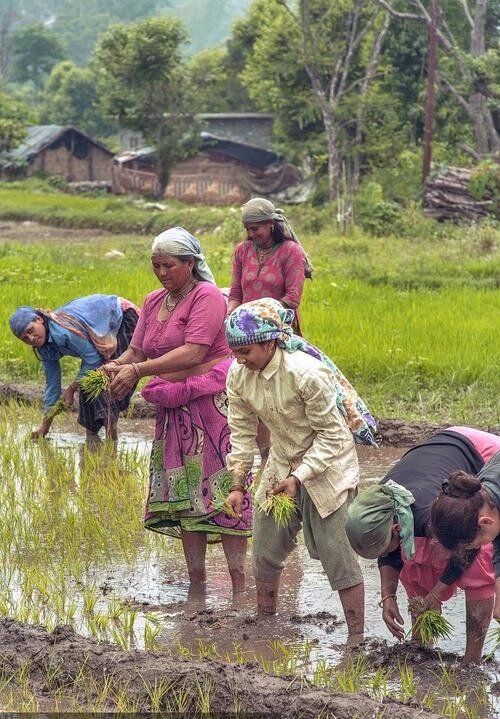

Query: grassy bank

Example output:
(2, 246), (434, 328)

(0, 183), (499, 427)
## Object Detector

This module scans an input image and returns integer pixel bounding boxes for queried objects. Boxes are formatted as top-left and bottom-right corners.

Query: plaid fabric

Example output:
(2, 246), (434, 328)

(78, 308), (139, 433)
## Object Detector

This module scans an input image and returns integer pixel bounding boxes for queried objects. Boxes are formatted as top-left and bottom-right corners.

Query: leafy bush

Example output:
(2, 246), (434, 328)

(468, 160), (500, 218)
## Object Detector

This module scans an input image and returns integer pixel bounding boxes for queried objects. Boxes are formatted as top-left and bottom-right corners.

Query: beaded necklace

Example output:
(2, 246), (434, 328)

(165, 280), (197, 313)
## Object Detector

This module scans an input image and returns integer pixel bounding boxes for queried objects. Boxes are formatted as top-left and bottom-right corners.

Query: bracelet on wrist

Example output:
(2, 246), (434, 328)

(378, 594), (397, 608)
(228, 485), (246, 494)
(131, 362), (141, 379)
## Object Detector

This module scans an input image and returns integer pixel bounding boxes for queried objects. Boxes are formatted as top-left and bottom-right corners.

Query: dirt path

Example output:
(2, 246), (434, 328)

(0, 616), (447, 717)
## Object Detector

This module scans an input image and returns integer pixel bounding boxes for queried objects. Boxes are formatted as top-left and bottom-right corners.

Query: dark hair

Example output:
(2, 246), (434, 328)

(430, 470), (490, 550)
(32, 311), (48, 361)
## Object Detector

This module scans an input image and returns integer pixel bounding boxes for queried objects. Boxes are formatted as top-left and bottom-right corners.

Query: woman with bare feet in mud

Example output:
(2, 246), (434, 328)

(224, 298), (377, 646)
(103, 227), (252, 595)
(8, 295), (140, 449)
(345, 426), (500, 664)
(226, 198), (312, 466)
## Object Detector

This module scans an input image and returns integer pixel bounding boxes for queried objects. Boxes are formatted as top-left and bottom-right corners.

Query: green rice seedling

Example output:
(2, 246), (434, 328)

(259, 492), (297, 528)
(177, 640), (194, 659)
(411, 608), (453, 644)
(142, 676), (173, 711)
(144, 621), (162, 652)
(197, 639), (218, 660)
(195, 675), (214, 714)
(44, 397), (69, 422)
(333, 653), (368, 693)
(212, 487), (240, 519)
(370, 666), (391, 701)
(79, 368), (110, 400)
(398, 662), (416, 703)
(312, 658), (334, 687)
(170, 679), (191, 714)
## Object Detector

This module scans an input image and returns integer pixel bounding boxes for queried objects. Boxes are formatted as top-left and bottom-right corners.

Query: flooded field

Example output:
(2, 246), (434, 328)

(0, 408), (498, 716)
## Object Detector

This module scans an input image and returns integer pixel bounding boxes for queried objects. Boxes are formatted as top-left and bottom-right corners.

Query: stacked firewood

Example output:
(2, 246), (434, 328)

(424, 166), (494, 221)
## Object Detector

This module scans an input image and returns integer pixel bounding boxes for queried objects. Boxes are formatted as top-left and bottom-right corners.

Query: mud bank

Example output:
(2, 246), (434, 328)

(0, 616), (447, 718)
(3, 381), (498, 446)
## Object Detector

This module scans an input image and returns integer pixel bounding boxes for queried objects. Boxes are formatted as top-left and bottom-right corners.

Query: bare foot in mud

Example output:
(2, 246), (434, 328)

(346, 632), (365, 648)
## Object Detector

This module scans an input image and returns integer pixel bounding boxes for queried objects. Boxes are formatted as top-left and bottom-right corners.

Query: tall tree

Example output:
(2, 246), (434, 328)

(377, 0), (500, 157)
(0, 89), (33, 156)
(41, 61), (114, 137)
(9, 23), (67, 90)
(94, 17), (200, 194)
(242, 0), (391, 200)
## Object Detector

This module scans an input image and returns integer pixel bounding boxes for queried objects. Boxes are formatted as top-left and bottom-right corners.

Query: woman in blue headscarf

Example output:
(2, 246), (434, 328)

(9, 294), (140, 447)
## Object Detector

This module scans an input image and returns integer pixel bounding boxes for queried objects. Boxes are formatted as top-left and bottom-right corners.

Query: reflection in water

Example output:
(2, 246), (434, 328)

(12, 421), (500, 713)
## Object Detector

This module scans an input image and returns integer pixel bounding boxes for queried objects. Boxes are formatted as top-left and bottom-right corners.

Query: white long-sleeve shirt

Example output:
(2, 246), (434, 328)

(226, 347), (360, 518)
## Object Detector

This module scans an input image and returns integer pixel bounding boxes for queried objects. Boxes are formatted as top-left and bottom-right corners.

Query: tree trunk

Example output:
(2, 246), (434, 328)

(468, 0), (498, 155)
(324, 116), (340, 201)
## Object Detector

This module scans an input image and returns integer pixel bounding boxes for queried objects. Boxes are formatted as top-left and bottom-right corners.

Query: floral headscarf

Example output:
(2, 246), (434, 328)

(226, 298), (377, 446)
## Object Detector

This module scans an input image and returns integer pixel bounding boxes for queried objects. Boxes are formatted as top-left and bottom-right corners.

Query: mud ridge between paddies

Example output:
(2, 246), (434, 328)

(0, 616), (449, 718)
(1, 380), (498, 448)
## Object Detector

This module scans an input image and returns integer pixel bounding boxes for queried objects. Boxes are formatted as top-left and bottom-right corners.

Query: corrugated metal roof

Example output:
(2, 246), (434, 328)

(113, 134), (281, 169)
(5, 125), (112, 164)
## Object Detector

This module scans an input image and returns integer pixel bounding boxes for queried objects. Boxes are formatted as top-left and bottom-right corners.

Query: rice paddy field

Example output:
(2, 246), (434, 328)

(0, 182), (499, 715)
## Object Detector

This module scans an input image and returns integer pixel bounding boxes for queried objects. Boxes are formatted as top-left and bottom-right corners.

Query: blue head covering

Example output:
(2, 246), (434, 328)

(226, 298), (378, 447)
(151, 227), (215, 283)
(9, 306), (38, 338)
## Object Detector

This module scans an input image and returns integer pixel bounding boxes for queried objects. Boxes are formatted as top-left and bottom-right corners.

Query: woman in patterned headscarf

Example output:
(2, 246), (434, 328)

(224, 298), (376, 645)
(104, 227), (252, 595)
(9, 294), (140, 447)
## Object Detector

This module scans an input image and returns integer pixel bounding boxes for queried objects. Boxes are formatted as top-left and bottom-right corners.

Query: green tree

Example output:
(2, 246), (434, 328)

(94, 17), (200, 194)
(9, 23), (67, 90)
(187, 47), (252, 112)
(41, 60), (114, 137)
(0, 89), (33, 156)
(377, 0), (500, 157)
(241, 0), (391, 199)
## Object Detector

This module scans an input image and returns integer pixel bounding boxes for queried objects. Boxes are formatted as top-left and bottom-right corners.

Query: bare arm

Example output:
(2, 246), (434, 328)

(379, 564), (405, 640)
(109, 342), (209, 400)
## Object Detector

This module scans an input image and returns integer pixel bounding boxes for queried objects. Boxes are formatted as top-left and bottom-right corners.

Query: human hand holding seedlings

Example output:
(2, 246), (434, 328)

(31, 416), (52, 440)
(423, 583), (444, 612)
(61, 382), (78, 407)
(226, 486), (245, 518)
(270, 474), (299, 498)
(110, 364), (139, 400)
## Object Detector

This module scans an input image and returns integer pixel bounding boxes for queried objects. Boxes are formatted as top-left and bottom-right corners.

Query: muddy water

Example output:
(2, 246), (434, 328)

(46, 420), (498, 669)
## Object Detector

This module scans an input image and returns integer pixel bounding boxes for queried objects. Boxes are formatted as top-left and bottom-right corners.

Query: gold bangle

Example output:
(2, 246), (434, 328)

(131, 362), (141, 379)
(378, 594), (396, 608)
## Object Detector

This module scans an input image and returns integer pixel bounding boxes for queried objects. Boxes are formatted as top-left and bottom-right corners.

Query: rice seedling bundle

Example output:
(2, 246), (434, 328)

(212, 488), (240, 520)
(411, 609), (453, 644)
(80, 369), (110, 400)
(45, 397), (69, 421)
(260, 492), (297, 528)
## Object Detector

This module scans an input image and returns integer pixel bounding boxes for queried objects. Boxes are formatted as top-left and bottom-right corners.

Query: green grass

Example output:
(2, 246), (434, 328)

(0, 184), (499, 426)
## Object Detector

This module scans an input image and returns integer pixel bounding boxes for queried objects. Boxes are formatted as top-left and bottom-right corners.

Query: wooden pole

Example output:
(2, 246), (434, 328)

(422, 0), (438, 187)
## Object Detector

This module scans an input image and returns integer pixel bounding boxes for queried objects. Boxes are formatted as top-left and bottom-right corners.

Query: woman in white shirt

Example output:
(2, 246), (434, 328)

(224, 297), (377, 645)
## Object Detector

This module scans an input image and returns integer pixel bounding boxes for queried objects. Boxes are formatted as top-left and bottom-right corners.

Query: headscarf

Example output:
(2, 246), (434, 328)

(9, 306), (38, 338)
(345, 481), (416, 560)
(241, 197), (313, 279)
(151, 226), (215, 284)
(225, 298), (377, 447)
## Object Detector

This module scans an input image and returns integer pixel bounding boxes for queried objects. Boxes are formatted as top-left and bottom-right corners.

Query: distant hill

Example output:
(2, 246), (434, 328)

(3, 0), (252, 67)
(167, 0), (251, 54)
